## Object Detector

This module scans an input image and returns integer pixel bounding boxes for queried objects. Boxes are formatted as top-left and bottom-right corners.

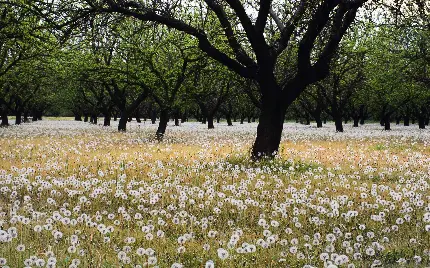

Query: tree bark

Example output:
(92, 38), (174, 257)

(1, 110), (9, 126)
(395, 117), (400, 125)
(404, 115), (410, 126)
(216, 116), (220, 124)
(151, 109), (157, 124)
(208, 116), (214, 129)
(84, 114), (89, 122)
(353, 117), (359, 127)
(226, 113), (233, 126)
(118, 111), (128, 131)
(334, 116), (343, 132)
(384, 115), (391, 130)
(418, 116), (425, 129)
(156, 110), (169, 140)
(103, 114), (111, 126)
(316, 117), (323, 128)
(251, 94), (285, 159)
(15, 110), (22, 125)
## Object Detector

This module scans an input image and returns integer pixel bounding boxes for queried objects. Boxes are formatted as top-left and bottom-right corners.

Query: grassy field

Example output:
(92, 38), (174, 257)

(0, 121), (429, 267)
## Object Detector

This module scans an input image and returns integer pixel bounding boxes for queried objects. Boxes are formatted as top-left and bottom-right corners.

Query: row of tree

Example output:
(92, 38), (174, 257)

(0, 0), (428, 158)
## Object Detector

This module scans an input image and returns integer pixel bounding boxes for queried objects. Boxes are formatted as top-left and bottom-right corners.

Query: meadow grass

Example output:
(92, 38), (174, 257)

(0, 121), (429, 267)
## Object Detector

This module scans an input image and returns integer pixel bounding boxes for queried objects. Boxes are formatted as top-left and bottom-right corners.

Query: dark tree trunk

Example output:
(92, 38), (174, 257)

(103, 115), (111, 126)
(84, 114), (89, 122)
(418, 116), (425, 129)
(136, 110), (141, 123)
(379, 119), (384, 126)
(305, 117), (310, 125)
(1, 110), (9, 126)
(114, 114), (118, 121)
(395, 117), (400, 125)
(74, 114), (82, 121)
(344, 118), (348, 124)
(118, 111), (128, 131)
(252, 117), (256, 122)
(324, 118), (327, 124)
(334, 116), (343, 132)
(151, 109), (157, 124)
(412, 118), (415, 124)
(359, 105), (365, 125)
(15, 110), (22, 125)
(202, 117), (207, 124)
(251, 95), (285, 159)
(353, 117), (359, 127)
(175, 117), (180, 126)
(208, 116), (214, 129)
(181, 111), (187, 123)
(226, 113), (233, 126)
(32, 115), (38, 122)
(91, 115), (98, 125)
(156, 110), (169, 140)
(233, 117), (237, 122)
(216, 116), (220, 124)
(316, 117), (323, 128)
(384, 115), (391, 130)
(23, 111), (29, 123)
(240, 116), (245, 124)
(127, 116), (132, 122)
(247, 116), (252, 123)
(404, 115), (410, 126)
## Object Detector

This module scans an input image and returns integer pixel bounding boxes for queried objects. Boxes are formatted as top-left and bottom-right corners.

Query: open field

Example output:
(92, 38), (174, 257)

(0, 121), (429, 267)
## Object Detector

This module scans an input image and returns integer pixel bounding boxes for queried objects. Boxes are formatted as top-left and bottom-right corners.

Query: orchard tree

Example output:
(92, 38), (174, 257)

(30, 0), (373, 158)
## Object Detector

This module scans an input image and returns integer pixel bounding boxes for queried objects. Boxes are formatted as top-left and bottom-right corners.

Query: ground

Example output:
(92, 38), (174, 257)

(0, 120), (429, 267)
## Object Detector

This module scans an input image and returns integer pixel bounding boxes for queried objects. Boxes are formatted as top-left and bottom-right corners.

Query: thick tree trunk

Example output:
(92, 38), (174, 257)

(418, 116), (425, 129)
(395, 117), (400, 125)
(156, 110), (169, 140)
(74, 114), (82, 121)
(226, 113), (233, 126)
(404, 115), (410, 126)
(384, 115), (391, 130)
(92, 115), (98, 125)
(175, 117), (180, 126)
(84, 114), (89, 122)
(103, 115), (111, 126)
(114, 114), (118, 121)
(208, 116), (214, 129)
(359, 105), (365, 125)
(247, 116), (252, 123)
(15, 110), (22, 125)
(334, 117), (343, 132)
(1, 110), (9, 126)
(216, 116), (220, 124)
(151, 109), (157, 124)
(32, 115), (37, 122)
(316, 118), (323, 128)
(118, 111), (128, 131)
(240, 116), (245, 124)
(353, 117), (359, 127)
(251, 96), (285, 159)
